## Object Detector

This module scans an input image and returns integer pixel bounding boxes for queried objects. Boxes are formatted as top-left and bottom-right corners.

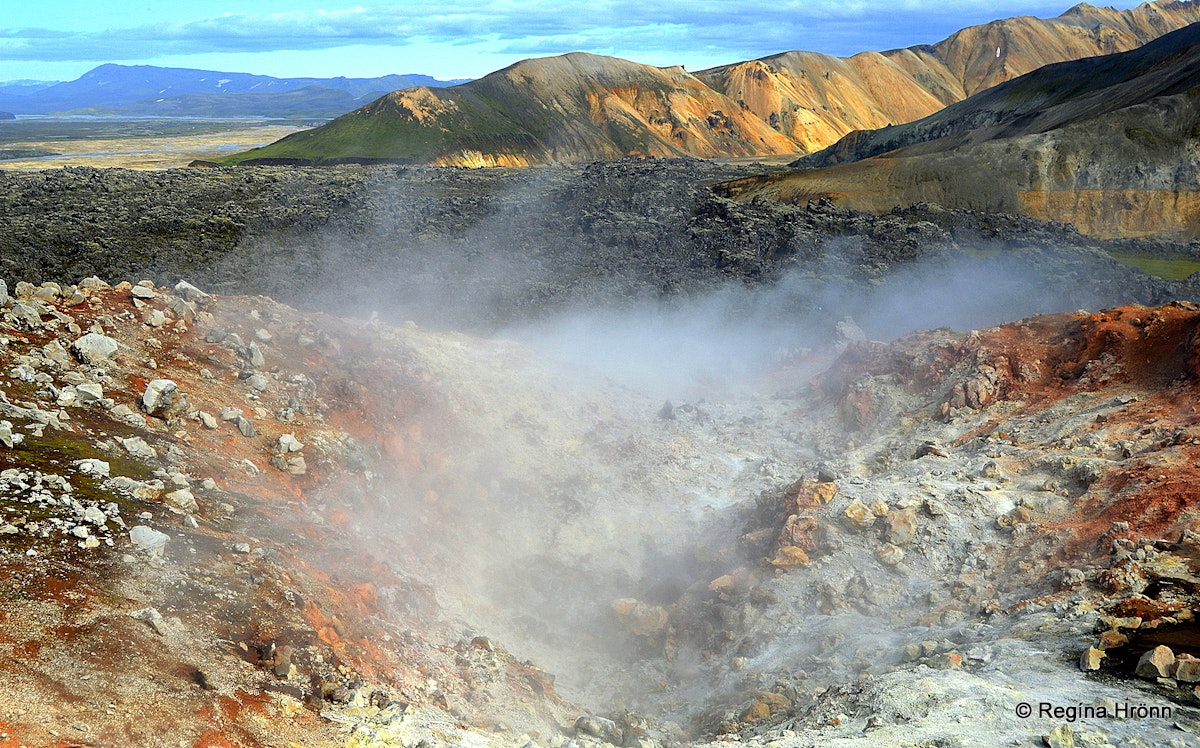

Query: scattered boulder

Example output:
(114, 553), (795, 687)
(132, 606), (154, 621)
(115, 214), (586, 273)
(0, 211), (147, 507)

(8, 300), (45, 330)
(173, 281), (211, 305)
(130, 606), (170, 635)
(74, 458), (110, 477)
(0, 420), (20, 448)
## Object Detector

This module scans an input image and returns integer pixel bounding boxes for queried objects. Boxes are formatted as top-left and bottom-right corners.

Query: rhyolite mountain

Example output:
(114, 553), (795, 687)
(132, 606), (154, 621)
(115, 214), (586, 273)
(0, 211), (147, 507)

(223, 1), (1200, 166)
(0, 64), (470, 118)
(717, 21), (1200, 239)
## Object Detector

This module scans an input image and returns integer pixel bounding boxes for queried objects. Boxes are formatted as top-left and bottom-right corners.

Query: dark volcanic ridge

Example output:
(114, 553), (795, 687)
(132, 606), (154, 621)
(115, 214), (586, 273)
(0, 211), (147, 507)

(0, 160), (1196, 340)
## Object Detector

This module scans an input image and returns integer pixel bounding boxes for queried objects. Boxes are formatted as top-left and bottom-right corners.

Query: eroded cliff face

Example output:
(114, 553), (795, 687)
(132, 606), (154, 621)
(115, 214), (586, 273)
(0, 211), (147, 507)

(1019, 189), (1200, 239)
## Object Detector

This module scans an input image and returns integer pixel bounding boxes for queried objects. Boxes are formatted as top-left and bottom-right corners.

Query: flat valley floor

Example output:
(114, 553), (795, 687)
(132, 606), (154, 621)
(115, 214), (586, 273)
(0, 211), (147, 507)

(0, 117), (312, 169)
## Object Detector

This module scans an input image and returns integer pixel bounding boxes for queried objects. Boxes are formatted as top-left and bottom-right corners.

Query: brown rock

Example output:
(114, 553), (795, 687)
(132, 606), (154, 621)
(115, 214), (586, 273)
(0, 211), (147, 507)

(739, 700), (770, 723)
(1135, 645), (1175, 679)
(610, 598), (668, 637)
(1079, 646), (1106, 672)
(812, 482), (838, 505)
(886, 508), (918, 545)
(740, 691), (791, 722)
(770, 546), (810, 569)
(1097, 629), (1128, 650)
(782, 514), (821, 553)
(843, 499), (875, 530)
(708, 574), (738, 592)
(1174, 653), (1200, 683)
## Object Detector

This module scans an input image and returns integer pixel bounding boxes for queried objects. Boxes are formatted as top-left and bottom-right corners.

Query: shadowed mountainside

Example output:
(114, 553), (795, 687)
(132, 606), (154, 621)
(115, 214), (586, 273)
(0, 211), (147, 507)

(222, 1), (1200, 166)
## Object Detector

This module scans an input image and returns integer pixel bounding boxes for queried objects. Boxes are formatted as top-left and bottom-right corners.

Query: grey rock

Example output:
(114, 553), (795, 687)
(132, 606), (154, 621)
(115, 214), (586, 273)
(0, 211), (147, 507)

(277, 433), (304, 453)
(246, 373), (270, 392)
(109, 403), (147, 428)
(131, 284), (157, 300)
(142, 308), (168, 327)
(235, 415), (257, 437)
(247, 341), (265, 369)
(0, 420), (14, 448)
(83, 505), (107, 526)
(0, 279), (9, 306)
(197, 411), (218, 429)
(42, 340), (72, 368)
(104, 476), (162, 501)
(8, 300), (44, 330)
(75, 382), (104, 404)
(575, 716), (621, 744)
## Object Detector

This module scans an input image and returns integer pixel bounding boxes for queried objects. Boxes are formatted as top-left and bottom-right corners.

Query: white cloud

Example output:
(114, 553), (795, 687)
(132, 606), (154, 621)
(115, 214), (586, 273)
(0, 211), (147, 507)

(0, 1), (1150, 71)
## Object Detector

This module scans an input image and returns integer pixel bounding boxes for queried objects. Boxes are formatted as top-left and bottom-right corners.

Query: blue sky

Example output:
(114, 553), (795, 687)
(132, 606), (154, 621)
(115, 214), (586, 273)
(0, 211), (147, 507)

(0, 1), (1153, 82)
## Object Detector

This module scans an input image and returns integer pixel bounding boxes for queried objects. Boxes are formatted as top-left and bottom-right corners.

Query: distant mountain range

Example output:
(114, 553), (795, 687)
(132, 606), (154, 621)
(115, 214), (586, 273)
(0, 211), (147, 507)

(0, 64), (470, 118)
(222, 1), (1200, 166)
(717, 22), (1200, 239)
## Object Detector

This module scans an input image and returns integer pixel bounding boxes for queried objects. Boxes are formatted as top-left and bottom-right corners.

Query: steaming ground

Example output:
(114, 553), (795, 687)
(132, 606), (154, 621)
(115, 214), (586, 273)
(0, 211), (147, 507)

(2, 161), (1200, 745)
(305, 288), (1200, 748)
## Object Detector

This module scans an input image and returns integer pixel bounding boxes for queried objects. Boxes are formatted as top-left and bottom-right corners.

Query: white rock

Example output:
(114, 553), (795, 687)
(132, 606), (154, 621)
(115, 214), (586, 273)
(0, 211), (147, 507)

(173, 281), (211, 304)
(72, 332), (119, 364)
(129, 526), (169, 556)
(121, 436), (157, 460)
(278, 433), (304, 453)
(142, 379), (178, 413)
(78, 276), (110, 290)
(76, 382), (104, 403)
(83, 506), (107, 525)
(164, 488), (198, 513)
